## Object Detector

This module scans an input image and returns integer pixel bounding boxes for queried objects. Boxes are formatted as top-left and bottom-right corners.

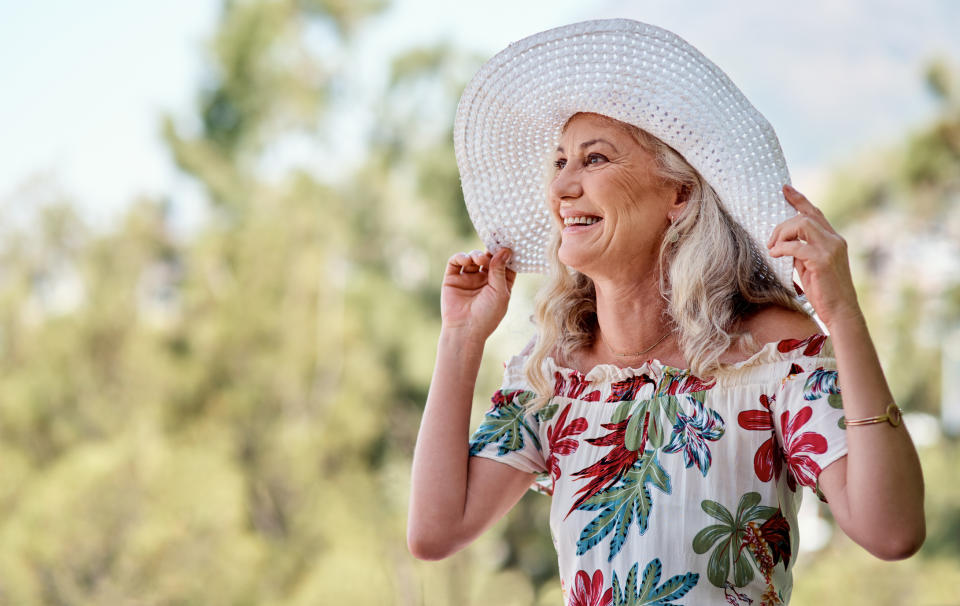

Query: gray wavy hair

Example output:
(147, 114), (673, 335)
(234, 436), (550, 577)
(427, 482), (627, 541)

(523, 115), (805, 409)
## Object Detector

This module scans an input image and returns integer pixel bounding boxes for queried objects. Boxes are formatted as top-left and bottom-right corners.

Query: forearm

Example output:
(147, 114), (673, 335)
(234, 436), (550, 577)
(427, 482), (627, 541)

(827, 310), (925, 557)
(408, 329), (486, 553)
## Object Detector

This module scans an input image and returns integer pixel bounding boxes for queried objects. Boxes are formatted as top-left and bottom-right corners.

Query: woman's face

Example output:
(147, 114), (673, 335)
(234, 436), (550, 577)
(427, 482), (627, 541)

(549, 113), (683, 278)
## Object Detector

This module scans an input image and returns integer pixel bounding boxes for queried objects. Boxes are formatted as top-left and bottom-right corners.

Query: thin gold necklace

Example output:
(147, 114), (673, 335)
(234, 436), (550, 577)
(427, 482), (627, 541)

(603, 331), (671, 358)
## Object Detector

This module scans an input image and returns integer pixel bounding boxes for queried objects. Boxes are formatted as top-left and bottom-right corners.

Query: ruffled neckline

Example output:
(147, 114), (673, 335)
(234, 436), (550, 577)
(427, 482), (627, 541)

(543, 333), (832, 386)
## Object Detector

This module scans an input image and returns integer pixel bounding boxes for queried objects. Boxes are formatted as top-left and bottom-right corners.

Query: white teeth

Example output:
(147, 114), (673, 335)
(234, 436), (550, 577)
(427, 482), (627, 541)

(563, 216), (601, 226)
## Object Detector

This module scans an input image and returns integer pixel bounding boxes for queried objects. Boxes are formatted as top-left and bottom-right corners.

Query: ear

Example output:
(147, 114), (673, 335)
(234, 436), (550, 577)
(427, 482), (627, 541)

(672, 183), (690, 213)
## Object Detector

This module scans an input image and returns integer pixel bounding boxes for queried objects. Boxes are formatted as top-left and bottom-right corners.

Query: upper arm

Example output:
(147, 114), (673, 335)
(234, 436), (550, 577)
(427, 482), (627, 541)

(816, 454), (850, 523)
(452, 347), (547, 554)
(460, 457), (538, 544)
(407, 443), (539, 561)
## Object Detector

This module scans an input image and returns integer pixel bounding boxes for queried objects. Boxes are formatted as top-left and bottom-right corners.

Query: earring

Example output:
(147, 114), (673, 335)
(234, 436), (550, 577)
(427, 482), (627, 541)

(667, 216), (680, 243)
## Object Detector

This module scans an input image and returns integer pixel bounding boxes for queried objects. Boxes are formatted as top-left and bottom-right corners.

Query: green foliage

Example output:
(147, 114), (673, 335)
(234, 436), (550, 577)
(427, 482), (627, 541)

(791, 60), (960, 603)
(820, 62), (960, 415)
(0, 0), (550, 602)
(791, 444), (960, 606)
(0, 2), (957, 603)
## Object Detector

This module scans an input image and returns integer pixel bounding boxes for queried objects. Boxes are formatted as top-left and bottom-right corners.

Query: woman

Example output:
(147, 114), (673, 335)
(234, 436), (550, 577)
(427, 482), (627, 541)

(408, 20), (924, 605)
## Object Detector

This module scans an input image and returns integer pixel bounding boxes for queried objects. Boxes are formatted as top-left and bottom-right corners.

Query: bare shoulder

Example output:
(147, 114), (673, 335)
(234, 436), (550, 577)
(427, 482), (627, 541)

(742, 304), (821, 345)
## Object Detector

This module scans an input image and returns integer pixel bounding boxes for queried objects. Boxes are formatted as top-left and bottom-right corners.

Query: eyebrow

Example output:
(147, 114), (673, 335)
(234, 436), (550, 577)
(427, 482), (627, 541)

(555, 138), (619, 153)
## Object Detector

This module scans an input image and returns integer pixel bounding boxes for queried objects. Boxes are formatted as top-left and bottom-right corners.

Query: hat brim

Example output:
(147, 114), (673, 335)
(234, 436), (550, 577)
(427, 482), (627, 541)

(454, 19), (796, 288)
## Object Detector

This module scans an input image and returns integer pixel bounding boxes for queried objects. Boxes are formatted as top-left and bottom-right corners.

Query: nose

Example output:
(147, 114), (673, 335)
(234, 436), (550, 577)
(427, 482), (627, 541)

(549, 163), (582, 202)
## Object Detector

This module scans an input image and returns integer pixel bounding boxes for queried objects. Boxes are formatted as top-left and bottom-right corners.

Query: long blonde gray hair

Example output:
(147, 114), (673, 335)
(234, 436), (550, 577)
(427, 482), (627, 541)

(523, 115), (805, 408)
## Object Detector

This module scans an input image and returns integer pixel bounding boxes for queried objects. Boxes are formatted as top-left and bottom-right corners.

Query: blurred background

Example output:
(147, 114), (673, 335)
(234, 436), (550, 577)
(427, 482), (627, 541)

(1, 0), (958, 604)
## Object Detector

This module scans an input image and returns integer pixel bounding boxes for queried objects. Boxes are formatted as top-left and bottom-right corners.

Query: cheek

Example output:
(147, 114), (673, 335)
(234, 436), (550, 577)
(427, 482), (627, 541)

(602, 169), (656, 214)
(547, 197), (563, 226)
(608, 171), (643, 197)
(604, 167), (673, 216)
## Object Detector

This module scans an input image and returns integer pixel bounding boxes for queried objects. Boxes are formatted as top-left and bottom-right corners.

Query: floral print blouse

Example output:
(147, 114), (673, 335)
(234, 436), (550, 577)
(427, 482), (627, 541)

(468, 334), (847, 606)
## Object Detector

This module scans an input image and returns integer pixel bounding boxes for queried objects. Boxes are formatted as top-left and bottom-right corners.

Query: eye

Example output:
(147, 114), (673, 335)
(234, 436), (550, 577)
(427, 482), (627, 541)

(585, 153), (608, 166)
(553, 158), (567, 170)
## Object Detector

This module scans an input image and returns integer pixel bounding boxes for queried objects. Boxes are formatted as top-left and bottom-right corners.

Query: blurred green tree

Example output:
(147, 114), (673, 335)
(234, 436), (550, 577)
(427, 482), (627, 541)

(0, 0), (554, 603)
(0, 2), (957, 604)
(791, 59), (960, 605)
(820, 58), (960, 418)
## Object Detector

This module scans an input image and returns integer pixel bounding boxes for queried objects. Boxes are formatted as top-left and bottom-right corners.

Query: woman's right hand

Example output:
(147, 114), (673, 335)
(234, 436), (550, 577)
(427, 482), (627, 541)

(441, 248), (516, 340)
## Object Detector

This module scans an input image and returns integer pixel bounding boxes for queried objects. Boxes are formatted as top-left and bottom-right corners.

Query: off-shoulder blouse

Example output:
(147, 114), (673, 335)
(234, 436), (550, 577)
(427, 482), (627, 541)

(468, 334), (847, 606)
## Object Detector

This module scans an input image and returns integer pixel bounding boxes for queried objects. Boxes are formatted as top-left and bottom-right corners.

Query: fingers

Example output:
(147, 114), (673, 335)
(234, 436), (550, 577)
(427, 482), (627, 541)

(446, 249), (492, 276)
(768, 182), (843, 252)
(767, 217), (835, 260)
(782, 184), (833, 232)
(445, 248), (516, 293)
(768, 214), (829, 249)
(766, 239), (806, 259)
(768, 213), (847, 275)
(768, 187), (848, 267)
(487, 248), (514, 292)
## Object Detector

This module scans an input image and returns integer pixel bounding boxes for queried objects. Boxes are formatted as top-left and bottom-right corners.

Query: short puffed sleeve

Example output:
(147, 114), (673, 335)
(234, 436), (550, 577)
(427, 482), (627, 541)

(771, 336), (848, 499)
(467, 350), (551, 492)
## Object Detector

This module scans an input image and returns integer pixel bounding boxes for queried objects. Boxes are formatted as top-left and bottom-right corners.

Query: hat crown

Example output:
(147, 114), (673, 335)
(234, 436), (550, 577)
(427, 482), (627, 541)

(455, 19), (794, 287)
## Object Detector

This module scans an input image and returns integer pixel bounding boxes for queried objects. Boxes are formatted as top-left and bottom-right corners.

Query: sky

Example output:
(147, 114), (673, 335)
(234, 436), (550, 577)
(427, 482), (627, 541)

(1, 0), (959, 234)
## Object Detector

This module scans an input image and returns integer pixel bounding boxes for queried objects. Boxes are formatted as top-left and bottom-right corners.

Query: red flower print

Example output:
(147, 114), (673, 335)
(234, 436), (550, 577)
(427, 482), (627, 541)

(606, 374), (655, 402)
(780, 406), (827, 490)
(553, 371), (568, 396)
(546, 403), (588, 485)
(777, 334), (826, 356)
(738, 394), (785, 484)
(489, 389), (521, 410)
(568, 569), (612, 606)
(555, 370), (601, 401)
(567, 418), (640, 517)
(662, 371), (715, 396)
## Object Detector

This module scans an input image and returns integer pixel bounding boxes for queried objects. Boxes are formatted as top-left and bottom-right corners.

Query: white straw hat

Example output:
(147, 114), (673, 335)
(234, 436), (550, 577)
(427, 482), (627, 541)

(454, 18), (796, 287)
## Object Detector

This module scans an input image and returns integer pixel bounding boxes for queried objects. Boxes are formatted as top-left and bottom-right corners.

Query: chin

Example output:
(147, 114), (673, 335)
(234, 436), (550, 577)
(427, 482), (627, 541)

(557, 248), (593, 274)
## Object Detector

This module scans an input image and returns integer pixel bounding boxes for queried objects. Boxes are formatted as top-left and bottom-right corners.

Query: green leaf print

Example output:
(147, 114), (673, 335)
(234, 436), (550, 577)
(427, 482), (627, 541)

(648, 412), (665, 449)
(691, 492), (785, 588)
(613, 399), (634, 424)
(736, 492), (761, 515)
(699, 500), (734, 526)
(705, 536), (731, 590)
(732, 543), (753, 588)
(620, 396), (675, 452)
(625, 409), (647, 452)
(536, 400), (560, 422)
(611, 559), (699, 606)
(576, 450), (671, 561)
(691, 524), (727, 554)
(468, 391), (540, 457)
(827, 393), (846, 429)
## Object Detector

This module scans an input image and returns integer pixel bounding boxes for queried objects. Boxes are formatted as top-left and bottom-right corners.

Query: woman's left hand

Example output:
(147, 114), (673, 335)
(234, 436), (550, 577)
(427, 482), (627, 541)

(767, 184), (862, 328)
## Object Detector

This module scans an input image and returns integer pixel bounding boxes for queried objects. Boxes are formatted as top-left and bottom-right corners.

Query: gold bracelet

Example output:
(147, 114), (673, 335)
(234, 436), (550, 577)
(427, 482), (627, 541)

(845, 402), (902, 428)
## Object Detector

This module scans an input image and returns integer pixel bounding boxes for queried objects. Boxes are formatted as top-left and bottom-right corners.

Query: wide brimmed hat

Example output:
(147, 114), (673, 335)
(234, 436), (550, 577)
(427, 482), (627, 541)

(454, 19), (795, 287)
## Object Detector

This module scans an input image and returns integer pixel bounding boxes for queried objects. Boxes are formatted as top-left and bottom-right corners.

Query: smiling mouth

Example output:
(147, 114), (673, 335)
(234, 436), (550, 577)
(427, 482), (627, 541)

(563, 216), (602, 226)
